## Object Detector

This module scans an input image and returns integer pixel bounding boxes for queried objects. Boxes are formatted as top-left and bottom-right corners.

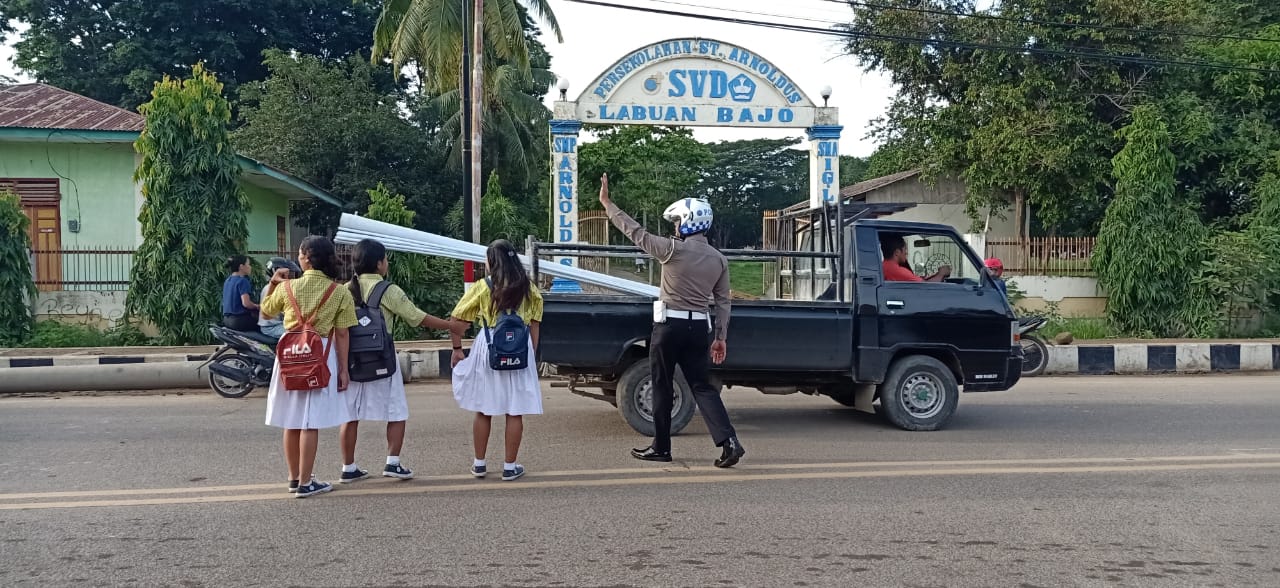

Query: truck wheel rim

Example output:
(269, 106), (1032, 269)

(638, 379), (684, 423)
(899, 373), (944, 419)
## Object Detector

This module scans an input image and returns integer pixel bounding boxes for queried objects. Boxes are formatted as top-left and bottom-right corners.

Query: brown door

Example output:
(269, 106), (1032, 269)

(23, 204), (62, 291)
(276, 216), (287, 253)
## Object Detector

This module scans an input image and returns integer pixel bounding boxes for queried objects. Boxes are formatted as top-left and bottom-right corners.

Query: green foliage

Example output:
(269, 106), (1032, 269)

(365, 183), (460, 340)
(578, 126), (714, 239)
(18, 321), (155, 349)
(1094, 105), (1205, 337)
(697, 138), (808, 248)
(445, 171), (537, 244)
(0, 0), (378, 109)
(235, 50), (455, 234)
(0, 190), (36, 346)
(126, 64), (249, 345)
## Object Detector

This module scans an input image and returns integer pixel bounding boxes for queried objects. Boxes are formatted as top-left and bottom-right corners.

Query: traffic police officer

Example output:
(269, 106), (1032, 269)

(598, 173), (745, 468)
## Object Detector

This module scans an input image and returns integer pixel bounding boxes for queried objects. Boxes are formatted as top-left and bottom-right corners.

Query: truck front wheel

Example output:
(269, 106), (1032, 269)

(616, 359), (696, 437)
(878, 355), (959, 431)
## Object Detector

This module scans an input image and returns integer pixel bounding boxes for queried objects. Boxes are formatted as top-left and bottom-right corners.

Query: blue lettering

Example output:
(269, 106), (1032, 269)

(717, 107), (733, 123)
(758, 108), (773, 123)
(709, 70), (729, 99)
(599, 105), (613, 119)
(822, 188), (834, 202)
(559, 171), (573, 184)
(824, 158), (833, 171)
(730, 48), (750, 66)
(779, 109), (795, 123)
(667, 70), (687, 97)
(558, 155), (572, 170)
(682, 40), (693, 53)
(699, 40), (712, 54)
(690, 70), (709, 97)
(662, 106), (678, 121)
(559, 216), (573, 228)
(681, 107), (696, 121)
(817, 142), (838, 157)
(558, 200), (572, 213)
(559, 258), (573, 266)
(594, 87), (607, 99)
(631, 105), (646, 120)
(554, 138), (576, 154)
(822, 171), (836, 184)
(559, 229), (573, 242)
(738, 108), (753, 123)
(616, 106), (630, 120)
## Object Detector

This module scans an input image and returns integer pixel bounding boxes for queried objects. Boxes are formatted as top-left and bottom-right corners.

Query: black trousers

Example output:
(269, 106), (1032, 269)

(649, 318), (736, 453)
(223, 313), (259, 333)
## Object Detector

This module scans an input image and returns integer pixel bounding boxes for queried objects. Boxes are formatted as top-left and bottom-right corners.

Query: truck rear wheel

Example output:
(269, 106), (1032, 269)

(878, 355), (959, 431)
(616, 359), (696, 437)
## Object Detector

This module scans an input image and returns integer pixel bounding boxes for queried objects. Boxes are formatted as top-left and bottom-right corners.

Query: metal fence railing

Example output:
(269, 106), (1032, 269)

(984, 237), (1096, 276)
(28, 245), (356, 291)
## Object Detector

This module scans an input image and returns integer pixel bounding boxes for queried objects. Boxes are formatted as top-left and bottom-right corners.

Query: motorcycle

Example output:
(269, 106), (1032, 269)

(200, 325), (277, 398)
(1017, 316), (1049, 377)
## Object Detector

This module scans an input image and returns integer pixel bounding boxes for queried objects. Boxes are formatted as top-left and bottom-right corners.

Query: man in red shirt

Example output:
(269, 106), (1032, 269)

(881, 235), (951, 282)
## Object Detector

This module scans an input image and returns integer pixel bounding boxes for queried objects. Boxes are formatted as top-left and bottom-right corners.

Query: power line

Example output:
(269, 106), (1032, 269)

(826, 0), (1280, 45)
(563, 0), (1280, 74)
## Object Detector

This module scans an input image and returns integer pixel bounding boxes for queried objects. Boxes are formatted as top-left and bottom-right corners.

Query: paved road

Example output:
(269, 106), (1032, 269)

(2, 375), (1279, 587)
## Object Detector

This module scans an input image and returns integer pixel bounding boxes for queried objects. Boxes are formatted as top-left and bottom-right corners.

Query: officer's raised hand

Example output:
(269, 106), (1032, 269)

(598, 173), (611, 206)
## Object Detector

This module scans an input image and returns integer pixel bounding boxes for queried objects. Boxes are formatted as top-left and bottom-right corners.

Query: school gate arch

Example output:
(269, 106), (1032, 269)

(549, 38), (841, 287)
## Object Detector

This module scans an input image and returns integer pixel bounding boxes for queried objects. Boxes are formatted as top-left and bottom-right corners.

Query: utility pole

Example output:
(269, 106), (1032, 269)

(460, 0), (477, 284)
(470, 0), (484, 248)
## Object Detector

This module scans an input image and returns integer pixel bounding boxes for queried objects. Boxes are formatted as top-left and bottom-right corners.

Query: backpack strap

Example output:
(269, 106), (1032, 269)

(366, 280), (392, 310)
(284, 281), (303, 325)
(308, 283), (338, 328)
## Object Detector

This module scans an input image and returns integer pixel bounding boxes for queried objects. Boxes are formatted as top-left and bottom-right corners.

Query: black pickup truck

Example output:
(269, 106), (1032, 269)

(536, 219), (1021, 434)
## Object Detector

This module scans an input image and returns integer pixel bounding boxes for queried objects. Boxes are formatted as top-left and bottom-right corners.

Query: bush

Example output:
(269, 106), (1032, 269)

(19, 321), (158, 348)
(0, 190), (36, 346)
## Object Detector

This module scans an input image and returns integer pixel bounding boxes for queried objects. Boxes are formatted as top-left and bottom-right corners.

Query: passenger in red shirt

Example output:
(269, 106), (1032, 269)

(881, 235), (951, 282)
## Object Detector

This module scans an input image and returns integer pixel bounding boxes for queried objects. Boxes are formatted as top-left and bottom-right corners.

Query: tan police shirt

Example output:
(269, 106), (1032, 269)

(604, 202), (731, 340)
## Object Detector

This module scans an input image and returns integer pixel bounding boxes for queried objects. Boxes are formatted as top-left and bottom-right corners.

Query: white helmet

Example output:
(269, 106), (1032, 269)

(663, 198), (714, 237)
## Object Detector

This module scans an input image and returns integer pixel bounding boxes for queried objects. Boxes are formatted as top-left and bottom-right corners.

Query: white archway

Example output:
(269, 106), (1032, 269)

(549, 38), (841, 291)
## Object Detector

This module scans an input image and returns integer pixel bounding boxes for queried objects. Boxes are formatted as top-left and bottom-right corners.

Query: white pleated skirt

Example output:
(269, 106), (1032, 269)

(264, 339), (352, 430)
(345, 370), (410, 422)
(452, 334), (543, 416)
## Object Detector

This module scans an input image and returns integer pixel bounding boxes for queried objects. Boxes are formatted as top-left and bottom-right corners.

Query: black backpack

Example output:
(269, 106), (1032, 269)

(483, 277), (531, 371)
(348, 280), (398, 382)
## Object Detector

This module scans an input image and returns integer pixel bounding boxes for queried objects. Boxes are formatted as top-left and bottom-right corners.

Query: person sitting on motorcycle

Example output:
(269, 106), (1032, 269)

(258, 257), (298, 341)
(985, 257), (1008, 301)
(222, 255), (262, 333)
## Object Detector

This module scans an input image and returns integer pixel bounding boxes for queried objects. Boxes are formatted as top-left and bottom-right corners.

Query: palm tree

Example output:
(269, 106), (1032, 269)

(372, 0), (562, 96)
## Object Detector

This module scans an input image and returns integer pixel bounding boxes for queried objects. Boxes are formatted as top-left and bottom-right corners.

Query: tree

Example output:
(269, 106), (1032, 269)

(234, 50), (456, 234)
(0, 190), (36, 346)
(1093, 106), (1204, 337)
(365, 183), (460, 339)
(1, 0), (379, 109)
(126, 64), (250, 345)
(371, 0), (562, 96)
(447, 171), (536, 243)
(577, 125), (714, 241)
(698, 139), (808, 248)
(839, 155), (870, 188)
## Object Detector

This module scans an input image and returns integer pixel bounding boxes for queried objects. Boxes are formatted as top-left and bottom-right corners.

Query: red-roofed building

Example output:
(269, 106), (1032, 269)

(0, 83), (342, 303)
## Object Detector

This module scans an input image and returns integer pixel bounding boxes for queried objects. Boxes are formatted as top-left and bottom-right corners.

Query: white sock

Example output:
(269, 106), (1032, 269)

(504, 462), (517, 471)
(474, 458), (486, 468)
(387, 456), (400, 466)
(342, 463), (359, 473)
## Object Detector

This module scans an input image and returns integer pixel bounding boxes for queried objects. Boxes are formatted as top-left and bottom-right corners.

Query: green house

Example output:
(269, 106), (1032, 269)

(0, 83), (342, 294)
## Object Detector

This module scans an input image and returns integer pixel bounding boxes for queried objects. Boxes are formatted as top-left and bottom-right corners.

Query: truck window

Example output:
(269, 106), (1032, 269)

(879, 232), (983, 283)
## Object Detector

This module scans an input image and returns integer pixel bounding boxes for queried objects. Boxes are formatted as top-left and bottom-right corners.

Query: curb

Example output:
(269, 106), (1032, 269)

(1045, 342), (1280, 375)
(0, 348), (466, 393)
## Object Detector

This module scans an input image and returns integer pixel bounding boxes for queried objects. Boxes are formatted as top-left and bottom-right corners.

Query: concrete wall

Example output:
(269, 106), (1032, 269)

(34, 290), (128, 329)
(0, 142), (139, 249)
(242, 182), (291, 252)
(1008, 275), (1106, 318)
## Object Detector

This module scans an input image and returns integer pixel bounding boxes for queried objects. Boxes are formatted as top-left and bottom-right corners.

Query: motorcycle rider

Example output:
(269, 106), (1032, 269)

(985, 258), (1008, 301)
(259, 257), (299, 341)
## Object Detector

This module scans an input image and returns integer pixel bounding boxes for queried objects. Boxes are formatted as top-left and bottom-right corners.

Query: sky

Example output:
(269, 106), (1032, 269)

(0, 0), (897, 156)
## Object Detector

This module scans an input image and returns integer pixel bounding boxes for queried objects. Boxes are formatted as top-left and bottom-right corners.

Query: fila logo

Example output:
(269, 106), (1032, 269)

(499, 357), (523, 367)
(505, 332), (515, 342)
(283, 342), (313, 358)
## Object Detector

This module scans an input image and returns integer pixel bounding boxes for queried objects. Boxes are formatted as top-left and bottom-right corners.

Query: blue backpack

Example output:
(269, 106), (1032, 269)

(482, 278), (530, 371)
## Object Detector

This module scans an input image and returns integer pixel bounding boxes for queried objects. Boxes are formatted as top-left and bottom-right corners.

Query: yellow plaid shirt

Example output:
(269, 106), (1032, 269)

(262, 270), (358, 334)
(353, 273), (428, 333)
(450, 278), (544, 326)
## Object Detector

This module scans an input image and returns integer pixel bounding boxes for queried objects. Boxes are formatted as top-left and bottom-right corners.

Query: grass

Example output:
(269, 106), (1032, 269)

(1043, 317), (1114, 341)
(729, 261), (767, 298)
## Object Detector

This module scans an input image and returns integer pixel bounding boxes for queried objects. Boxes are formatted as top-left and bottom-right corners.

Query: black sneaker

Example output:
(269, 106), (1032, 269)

(294, 480), (332, 498)
(471, 464), (487, 478)
(288, 479), (300, 493)
(502, 465), (526, 481)
(383, 464), (414, 480)
(339, 468), (370, 484)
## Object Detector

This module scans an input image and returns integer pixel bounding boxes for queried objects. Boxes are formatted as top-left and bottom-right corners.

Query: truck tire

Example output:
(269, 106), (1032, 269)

(616, 359), (696, 437)
(878, 355), (959, 431)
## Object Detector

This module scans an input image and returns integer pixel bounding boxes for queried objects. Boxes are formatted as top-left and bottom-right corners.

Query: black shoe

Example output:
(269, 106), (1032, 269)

(715, 437), (745, 468)
(631, 446), (672, 462)
(339, 468), (370, 484)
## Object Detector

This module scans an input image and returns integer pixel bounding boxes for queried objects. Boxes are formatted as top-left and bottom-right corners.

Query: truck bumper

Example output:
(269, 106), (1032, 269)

(965, 347), (1022, 392)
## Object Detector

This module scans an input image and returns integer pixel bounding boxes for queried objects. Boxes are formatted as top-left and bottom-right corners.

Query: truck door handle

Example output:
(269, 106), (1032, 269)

(886, 300), (905, 309)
